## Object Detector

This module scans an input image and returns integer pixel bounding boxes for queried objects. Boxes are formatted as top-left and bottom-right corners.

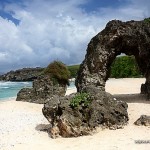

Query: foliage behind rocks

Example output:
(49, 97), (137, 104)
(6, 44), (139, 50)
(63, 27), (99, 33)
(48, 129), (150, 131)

(68, 65), (79, 78)
(144, 17), (150, 23)
(43, 61), (70, 85)
(110, 56), (142, 78)
(67, 56), (141, 79)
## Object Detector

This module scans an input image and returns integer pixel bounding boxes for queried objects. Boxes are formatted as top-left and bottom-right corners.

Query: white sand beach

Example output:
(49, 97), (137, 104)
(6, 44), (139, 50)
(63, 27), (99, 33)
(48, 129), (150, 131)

(0, 78), (150, 150)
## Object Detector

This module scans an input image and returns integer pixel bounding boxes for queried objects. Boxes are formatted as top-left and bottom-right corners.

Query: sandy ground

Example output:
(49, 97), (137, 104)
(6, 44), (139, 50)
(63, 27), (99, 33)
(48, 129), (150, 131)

(0, 78), (150, 150)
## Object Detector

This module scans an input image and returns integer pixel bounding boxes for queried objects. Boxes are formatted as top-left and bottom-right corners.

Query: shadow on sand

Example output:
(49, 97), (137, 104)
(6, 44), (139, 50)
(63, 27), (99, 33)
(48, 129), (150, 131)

(35, 124), (51, 132)
(113, 93), (150, 104)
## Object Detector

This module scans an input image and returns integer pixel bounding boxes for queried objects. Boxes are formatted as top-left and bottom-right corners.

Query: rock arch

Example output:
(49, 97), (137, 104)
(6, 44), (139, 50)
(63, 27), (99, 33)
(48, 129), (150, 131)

(42, 19), (150, 138)
(76, 20), (150, 99)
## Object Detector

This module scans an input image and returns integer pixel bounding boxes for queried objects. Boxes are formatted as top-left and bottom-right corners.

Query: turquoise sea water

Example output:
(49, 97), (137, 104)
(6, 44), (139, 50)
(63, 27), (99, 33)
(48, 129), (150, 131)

(69, 81), (75, 88)
(0, 81), (32, 100)
(0, 81), (75, 101)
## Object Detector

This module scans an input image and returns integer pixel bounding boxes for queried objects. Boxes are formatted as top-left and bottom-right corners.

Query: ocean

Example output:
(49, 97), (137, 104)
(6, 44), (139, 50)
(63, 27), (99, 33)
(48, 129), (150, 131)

(0, 81), (32, 101)
(0, 81), (75, 101)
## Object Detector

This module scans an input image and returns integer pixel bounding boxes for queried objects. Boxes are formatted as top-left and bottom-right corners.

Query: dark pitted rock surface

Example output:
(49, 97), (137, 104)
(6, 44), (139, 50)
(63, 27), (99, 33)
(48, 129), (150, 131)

(16, 61), (70, 104)
(0, 67), (44, 81)
(134, 115), (150, 126)
(42, 19), (150, 138)
(16, 76), (66, 104)
(41, 19), (150, 138)
(75, 19), (150, 99)
(42, 86), (128, 138)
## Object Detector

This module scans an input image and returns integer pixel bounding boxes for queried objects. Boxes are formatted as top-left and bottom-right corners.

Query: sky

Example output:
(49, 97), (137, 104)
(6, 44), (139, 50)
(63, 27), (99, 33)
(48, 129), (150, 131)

(0, 0), (150, 72)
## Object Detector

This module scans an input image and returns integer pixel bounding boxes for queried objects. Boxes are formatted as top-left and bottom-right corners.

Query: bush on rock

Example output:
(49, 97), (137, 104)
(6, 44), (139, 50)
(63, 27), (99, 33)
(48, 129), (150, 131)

(43, 61), (70, 86)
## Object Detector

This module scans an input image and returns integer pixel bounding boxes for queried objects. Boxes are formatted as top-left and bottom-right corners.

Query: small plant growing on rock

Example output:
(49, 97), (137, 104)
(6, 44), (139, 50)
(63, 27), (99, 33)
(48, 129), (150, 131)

(70, 92), (92, 108)
(43, 61), (70, 86)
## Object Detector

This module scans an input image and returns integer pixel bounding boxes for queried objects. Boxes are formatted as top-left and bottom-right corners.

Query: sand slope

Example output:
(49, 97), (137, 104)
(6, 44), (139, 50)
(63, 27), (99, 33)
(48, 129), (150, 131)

(0, 78), (150, 150)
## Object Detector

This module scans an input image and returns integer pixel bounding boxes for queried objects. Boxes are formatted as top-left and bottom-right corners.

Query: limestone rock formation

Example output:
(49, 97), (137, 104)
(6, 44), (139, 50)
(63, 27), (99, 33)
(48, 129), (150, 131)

(16, 76), (66, 104)
(42, 19), (150, 138)
(43, 19), (150, 138)
(75, 19), (150, 99)
(42, 86), (128, 138)
(16, 61), (70, 104)
(0, 67), (44, 81)
(134, 115), (150, 126)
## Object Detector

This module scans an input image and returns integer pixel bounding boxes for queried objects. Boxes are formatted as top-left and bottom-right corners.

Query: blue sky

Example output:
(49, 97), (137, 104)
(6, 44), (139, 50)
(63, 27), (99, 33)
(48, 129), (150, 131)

(0, 0), (150, 72)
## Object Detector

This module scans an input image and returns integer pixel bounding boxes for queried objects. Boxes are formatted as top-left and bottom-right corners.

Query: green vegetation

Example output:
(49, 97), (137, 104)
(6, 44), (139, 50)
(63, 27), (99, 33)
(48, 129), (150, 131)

(67, 65), (79, 78)
(67, 56), (141, 79)
(70, 92), (92, 108)
(42, 56), (141, 85)
(144, 17), (150, 23)
(44, 61), (70, 85)
(110, 55), (142, 78)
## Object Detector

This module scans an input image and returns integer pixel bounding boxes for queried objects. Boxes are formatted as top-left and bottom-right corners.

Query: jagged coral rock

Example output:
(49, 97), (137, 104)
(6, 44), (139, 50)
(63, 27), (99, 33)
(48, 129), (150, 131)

(16, 76), (66, 104)
(75, 19), (150, 99)
(43, 19), (150, 138)
(134, 115), (150, 126)
(16, 61), (69, 104)
(42, 86), (128, 138)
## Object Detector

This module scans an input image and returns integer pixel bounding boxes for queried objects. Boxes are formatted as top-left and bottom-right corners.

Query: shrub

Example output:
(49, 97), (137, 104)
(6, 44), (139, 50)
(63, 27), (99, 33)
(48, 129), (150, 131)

(44, 61), (70, 85)
(70, 92), (92, 108)
(67, 65), (79, 78)
(144, 18), (150, 23)
(110, 55), (142, 78)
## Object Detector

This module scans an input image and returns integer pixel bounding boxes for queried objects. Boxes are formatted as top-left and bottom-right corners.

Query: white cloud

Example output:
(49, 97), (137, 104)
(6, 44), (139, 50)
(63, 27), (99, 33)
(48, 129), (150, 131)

(0, 0), (150, 72)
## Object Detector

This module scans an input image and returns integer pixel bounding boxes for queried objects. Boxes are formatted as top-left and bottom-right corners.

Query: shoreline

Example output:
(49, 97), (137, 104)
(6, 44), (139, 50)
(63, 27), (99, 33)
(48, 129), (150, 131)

(0, 78), (150, 150)
(0, 77), (145, 101)
(0, 97), (16, 102)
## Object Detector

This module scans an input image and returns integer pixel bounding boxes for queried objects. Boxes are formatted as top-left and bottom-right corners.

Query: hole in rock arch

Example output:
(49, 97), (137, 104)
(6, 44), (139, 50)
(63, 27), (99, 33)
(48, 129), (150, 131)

(110, 54), (141, 78)
(105, 54), (145, 95)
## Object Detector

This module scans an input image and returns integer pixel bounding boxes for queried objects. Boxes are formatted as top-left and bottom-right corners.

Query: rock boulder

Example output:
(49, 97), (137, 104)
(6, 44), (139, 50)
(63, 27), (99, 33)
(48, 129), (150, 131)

(134, 115), (150, 126)
(42, 86), (128, 138)
(16, 61), (70, 104)
(16, 76), (66, 104)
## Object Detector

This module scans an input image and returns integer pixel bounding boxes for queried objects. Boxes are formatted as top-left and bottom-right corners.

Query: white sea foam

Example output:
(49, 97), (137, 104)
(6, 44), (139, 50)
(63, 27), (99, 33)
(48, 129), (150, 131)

(0, 81), (16, 86)
(0, 87), (9, 89)
(0, 81), (32, 100)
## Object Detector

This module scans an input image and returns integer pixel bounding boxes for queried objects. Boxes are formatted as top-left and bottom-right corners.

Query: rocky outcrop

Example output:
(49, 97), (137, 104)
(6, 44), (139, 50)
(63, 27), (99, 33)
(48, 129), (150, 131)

(75, 19), (150, 99)
(42, 86), (128, 138)
(16, 76), (66, 104)
(134, 115), (150, 126)
(42, 19), (150, 138)
(0, 67), (44, 81)
(16, 61), (70, 104)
